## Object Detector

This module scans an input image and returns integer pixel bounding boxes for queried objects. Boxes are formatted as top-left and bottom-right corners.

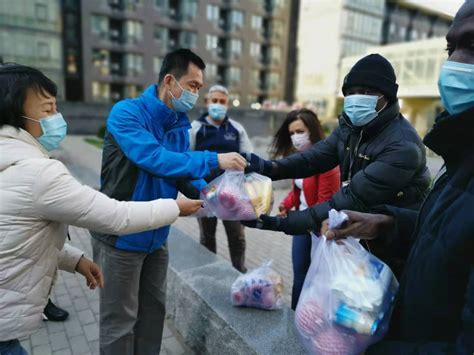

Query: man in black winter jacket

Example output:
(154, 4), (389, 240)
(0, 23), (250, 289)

(325, 2), (474, 352)
(244, 54), (430, 274)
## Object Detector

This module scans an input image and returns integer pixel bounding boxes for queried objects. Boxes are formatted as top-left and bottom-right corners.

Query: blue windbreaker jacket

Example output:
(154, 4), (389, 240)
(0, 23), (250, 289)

(90, 85), (218, 252)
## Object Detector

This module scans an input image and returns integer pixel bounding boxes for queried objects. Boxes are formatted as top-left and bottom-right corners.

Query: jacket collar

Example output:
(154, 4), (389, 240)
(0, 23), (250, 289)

(340, 101), (400, 136)
(197, 112), (229, 126)
(423, 106), (474, 165)
(141, 85), (190, 131)
(0, 125), (49, 156)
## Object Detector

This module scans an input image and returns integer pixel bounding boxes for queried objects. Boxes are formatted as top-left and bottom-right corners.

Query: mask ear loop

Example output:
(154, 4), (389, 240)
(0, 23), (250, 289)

(376, 96), (388, 114)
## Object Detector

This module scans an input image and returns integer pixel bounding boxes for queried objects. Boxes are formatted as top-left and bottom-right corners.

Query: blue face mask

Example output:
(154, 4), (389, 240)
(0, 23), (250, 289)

(208, 104), (227, 120)
(170, 76), (198, 112)
(343, 94), (384, 127)
(438, 61), (474, 115)
(23, 113), (68, 151)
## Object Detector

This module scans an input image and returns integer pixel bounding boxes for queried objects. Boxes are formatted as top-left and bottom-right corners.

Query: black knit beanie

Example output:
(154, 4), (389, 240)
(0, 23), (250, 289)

(342, 54), (398, 102)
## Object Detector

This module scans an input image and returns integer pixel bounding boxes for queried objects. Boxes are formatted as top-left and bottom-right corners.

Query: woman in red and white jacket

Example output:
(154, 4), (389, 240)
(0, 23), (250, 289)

(271, 109), (340, 309)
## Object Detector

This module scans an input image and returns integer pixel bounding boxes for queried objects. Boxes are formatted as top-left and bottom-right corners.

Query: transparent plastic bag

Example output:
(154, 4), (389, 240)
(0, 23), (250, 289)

(231, 261), (284, 310)
(294, 210), (399, 355)
(199, 171), (273, 220)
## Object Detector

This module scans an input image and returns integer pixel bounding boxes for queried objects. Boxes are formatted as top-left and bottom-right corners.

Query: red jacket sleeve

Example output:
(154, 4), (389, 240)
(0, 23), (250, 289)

(316, 166), (340, 204)
(281, 181), (297, 210)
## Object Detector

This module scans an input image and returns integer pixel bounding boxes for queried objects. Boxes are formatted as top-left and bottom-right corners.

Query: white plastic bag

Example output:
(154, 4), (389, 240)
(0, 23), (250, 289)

(199, 171), (273, 220)
(294, 210), (399, 355)
(231, 261), (284, 310)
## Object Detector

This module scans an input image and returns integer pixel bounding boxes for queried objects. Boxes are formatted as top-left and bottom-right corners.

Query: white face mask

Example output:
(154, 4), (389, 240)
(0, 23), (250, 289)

(291, 132), (311, 151)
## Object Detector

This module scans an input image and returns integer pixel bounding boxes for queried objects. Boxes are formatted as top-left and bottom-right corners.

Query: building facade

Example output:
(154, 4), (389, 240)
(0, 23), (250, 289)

(295, 0), (452, 123)
(62, 0), (294, 108)
(295, 0), (385, 119)
(382, 1), (452, 45)
(0, 0), (64, 97)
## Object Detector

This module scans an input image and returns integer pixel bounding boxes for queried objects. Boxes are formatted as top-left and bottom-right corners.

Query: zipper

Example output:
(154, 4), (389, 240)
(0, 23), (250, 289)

(348, 130), (364, 181)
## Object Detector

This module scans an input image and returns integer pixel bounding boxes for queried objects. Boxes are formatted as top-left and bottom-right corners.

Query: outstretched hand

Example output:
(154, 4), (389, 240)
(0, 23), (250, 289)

(324, 210), (394, 241)
(241, 153), (273, 176)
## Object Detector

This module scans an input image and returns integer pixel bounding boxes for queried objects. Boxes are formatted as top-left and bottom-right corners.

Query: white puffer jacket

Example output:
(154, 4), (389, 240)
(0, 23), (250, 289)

(0, 125), (180, 340)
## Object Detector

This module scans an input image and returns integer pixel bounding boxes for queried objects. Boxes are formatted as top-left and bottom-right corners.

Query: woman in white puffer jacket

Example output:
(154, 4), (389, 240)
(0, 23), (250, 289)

(0, 64), (203, 354)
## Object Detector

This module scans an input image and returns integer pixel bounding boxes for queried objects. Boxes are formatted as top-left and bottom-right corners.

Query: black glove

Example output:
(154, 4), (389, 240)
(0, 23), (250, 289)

(241, 152), (274, 177)
(175, 179), (201, 199)
(241, 215), (290, 234)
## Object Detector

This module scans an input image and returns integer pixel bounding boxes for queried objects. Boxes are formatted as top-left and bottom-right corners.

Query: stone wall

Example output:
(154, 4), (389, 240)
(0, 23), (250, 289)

(166, 226), (306, 355)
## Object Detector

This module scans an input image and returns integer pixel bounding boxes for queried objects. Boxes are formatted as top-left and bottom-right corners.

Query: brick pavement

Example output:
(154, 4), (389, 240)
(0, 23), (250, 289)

(19, 225), (192, 355)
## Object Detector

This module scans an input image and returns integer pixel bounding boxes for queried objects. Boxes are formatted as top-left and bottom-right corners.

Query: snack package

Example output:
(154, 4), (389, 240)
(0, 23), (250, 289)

(231, 261), (284, 310)
(294, 210), (399, 355)
(199, 171), (273, 220)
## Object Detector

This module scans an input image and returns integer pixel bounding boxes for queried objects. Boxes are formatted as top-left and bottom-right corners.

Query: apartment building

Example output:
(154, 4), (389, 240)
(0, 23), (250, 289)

(62, 0), (295, 107)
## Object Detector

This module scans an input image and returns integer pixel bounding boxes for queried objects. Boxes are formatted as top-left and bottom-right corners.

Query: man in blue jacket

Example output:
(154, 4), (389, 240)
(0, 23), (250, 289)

(90, 49), (246, 354)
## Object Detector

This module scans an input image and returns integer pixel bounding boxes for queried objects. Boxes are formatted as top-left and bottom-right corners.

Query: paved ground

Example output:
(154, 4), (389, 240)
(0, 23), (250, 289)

(21, 135), (443, 354)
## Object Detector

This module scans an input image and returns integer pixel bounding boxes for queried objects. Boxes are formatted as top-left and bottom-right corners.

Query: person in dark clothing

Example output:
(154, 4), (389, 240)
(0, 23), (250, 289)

(325, 2), (474, 352)
(189, 85), (253, 272)
(243, 54), (430, 274)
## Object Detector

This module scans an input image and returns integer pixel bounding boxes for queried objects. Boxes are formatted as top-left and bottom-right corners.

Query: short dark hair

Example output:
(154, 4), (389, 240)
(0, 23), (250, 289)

(271, 109), (325, 158)
(158, 48), (205, 84)
(0, 63), (57, 129)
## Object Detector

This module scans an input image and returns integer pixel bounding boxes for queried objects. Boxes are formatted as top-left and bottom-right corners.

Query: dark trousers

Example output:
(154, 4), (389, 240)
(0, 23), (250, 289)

(291, 233), (312, 310)
(0, 340), (27, 355)
(198, 217), (246, 272)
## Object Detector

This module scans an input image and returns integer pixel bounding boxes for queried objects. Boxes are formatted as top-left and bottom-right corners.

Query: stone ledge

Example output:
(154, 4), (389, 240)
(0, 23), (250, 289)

(166, 226), (305, 355)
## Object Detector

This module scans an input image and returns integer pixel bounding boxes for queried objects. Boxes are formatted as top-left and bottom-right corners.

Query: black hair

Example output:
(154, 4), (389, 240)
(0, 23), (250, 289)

(270, 109), (325, 158)
(0, 63), (57, 129)
(158, 48), (205, 84)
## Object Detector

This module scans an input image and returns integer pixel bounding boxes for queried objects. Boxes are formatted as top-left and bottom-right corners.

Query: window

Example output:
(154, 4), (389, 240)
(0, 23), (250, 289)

(229, 39), (242, 57)
(154, 25), (168, 42)
(92, 82), (110, 102)
(207, 63), (217, 78)
(269, 72), (280, 90)
(37, 42), (50, 59)
(250, 42), (261, 58)
(35, 3), (48, 20)
(126, 20), (143, 43)
(155, 0), (169, 10)
(153, 57), (161, 75)
(91, 15), (109, 37)
(229, 10), (244, 30)
(180, 0), (198, 20)
(251, 15), (262, 30)
(228, 67), (241, 83)
(126, 53), (144, 75)
(126, 84), (142, 98)
(272, 20), (284, 39)
(206, 34), (218, 50)
(92, 49), (110, 75)
(270, 46), (281, 65)
(207, 4), (220, 24)
(179, 31), (197, 48)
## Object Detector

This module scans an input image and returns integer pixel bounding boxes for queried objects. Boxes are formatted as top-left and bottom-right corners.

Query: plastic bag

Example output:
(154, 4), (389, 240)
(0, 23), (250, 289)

(199, 171), (273, 220)
(294, 210), (399, 355)
(231, 261), (284, 310)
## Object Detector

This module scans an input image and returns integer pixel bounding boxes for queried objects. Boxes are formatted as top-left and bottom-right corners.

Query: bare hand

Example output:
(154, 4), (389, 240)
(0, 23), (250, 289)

(218, 153), (247, 171)
(76, 256), (104, 290)
(177, 197), (203, 216)
(277, 204), (287, 217)
(325, 210), (394, 241)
